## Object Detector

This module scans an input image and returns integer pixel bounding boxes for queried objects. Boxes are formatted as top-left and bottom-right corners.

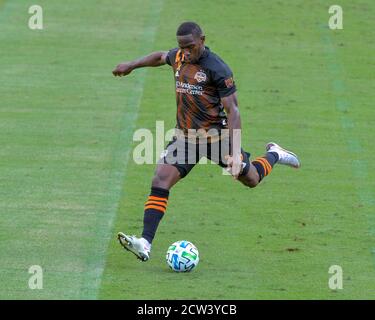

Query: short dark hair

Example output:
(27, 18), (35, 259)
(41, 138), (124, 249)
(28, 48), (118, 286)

(176, 22), (203, 38)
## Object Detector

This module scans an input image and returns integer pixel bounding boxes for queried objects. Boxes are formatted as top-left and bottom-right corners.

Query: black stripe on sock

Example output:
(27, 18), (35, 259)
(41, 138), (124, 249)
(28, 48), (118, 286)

(266, 152), (279, 166)
(142, 210), (164, 244)
(151, 186), (169, 198)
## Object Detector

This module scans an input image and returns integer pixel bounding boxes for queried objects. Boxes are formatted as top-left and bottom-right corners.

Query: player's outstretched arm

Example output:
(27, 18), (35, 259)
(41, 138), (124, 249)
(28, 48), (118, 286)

(112, 51), (168, 77)
(222, 92), (243, 179)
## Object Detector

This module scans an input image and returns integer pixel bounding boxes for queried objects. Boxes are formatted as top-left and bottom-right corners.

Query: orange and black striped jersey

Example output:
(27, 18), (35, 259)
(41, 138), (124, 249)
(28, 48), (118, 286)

(166, 47), (236, 134)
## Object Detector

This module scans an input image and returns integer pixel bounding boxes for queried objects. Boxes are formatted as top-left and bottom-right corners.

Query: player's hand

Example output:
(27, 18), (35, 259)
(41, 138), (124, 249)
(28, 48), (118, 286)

(112, 62), (134, 77)
(225, 154), (243, 180)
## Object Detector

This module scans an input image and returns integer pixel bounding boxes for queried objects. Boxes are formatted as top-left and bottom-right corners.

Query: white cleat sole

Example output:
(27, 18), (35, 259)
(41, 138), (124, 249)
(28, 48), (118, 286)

(117, 232), (149, 262)
(266, 142), (301, 169)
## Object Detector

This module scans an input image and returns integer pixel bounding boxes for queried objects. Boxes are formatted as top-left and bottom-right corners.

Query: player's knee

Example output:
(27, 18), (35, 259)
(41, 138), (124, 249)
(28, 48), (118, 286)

(152, 173), (168, 188)
(242, 166), (260, 188)
(152, 167), (175, 189)
(246, 177), (259, 188)
(240, 174), (259, 188)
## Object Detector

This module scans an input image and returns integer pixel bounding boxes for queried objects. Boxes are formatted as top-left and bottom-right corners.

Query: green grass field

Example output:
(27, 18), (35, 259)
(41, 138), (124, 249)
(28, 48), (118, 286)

(0, 0), (374, 300)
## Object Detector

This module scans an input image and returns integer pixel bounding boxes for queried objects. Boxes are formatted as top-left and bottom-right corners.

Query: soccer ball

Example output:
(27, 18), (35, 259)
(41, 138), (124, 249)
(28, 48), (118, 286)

(166, 240), (199, 272)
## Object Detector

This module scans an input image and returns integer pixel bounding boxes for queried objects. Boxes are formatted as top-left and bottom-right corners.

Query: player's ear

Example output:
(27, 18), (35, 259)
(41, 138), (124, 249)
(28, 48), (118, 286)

(200, 35), (205, 43)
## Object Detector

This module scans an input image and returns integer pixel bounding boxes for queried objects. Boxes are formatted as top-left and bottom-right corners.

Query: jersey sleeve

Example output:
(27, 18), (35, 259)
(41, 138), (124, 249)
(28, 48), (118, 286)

(211, 62), (236, 98)
(165, 48), (179, 66)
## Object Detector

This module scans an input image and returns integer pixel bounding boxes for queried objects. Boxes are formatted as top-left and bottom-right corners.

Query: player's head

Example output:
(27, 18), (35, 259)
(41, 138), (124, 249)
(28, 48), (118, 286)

(176, 22), (205, 63)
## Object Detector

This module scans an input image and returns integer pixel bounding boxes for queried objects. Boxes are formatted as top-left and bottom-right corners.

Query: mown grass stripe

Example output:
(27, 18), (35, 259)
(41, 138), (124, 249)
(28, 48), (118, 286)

(0, 0), (163, 300)
(90, 0), (165, 299)
(321, 25), (375, 267)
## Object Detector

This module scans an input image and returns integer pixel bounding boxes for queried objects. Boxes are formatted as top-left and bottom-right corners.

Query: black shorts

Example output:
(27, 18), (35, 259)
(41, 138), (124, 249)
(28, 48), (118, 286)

(158, 135), (251, 178)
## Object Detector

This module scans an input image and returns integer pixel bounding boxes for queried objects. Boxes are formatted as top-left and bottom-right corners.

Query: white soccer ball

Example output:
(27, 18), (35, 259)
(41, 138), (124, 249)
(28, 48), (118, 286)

(166, 240), (199, 272)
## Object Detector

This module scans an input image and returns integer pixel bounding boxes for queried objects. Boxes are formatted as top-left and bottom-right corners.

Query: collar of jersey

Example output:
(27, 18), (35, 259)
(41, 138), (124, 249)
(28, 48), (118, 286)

(199, 46), (210, 61)
(181, 46), (210, 64)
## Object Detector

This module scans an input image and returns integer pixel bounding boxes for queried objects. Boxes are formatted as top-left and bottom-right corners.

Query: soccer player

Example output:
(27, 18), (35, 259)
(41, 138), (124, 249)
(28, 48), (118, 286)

(112, 22), (300, 261)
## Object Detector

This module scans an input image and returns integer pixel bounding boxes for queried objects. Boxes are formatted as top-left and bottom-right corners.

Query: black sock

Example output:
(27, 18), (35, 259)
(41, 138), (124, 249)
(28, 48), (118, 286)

(141, 187), (169, 244)
(252, 152), (278, 182)
(266, 151), (279, 166)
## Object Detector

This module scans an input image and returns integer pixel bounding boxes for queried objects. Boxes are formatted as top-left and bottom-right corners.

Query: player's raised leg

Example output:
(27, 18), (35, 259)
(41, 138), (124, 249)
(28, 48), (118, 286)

(118, 164), (181, 261)
(238, 142), (300, 188)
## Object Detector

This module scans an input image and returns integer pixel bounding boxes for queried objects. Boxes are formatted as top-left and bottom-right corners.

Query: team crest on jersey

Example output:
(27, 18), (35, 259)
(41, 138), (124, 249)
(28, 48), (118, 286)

(194, 71), (207, 83)
(224, 77), (234, 88)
